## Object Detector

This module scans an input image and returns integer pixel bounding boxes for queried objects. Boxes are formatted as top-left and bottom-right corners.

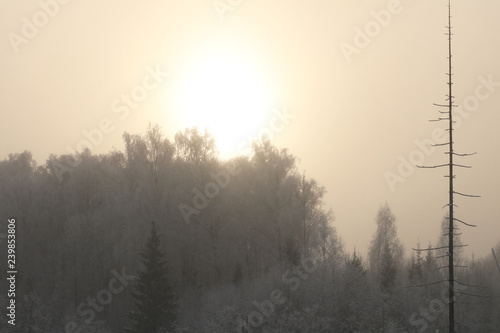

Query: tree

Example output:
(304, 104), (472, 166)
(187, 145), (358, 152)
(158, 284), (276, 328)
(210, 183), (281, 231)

(337, 251), (373, 332)
(367, 203), (404, 330)
(368, 203), (404, 290)
(408, 242), (424, 284)
(174, 127), (217, 166)
(128, 221), (176, 332)
(248, 138), (297, 264)
(423, 243), (437, 276)
(414, 2), (482, 331)
(380, 241), (397, 292)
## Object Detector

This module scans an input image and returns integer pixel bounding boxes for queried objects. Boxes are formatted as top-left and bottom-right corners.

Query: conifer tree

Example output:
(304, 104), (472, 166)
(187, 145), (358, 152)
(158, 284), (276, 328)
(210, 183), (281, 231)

(408, 243), (424, 283)
(128, 221), (176, 332)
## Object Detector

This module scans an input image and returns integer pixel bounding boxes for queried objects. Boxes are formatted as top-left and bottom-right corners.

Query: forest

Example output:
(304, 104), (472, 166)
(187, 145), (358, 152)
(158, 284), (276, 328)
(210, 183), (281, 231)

(0, 124), (499, 332)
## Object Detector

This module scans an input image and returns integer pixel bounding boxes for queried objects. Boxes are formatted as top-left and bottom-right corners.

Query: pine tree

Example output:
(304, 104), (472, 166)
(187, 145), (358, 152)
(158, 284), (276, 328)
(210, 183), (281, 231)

(422, 243), (437, 279)
(128, 221), (176, 332)
(347, 250), (365, 275)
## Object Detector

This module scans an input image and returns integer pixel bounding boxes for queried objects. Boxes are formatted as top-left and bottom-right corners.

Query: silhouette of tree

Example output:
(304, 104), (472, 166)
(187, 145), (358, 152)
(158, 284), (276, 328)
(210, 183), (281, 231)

(128, 221), (176, 332)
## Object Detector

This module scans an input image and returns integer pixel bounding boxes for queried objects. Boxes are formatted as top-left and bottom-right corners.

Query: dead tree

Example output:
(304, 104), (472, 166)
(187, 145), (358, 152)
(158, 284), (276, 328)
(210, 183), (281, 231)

(413, 1), (485, 332)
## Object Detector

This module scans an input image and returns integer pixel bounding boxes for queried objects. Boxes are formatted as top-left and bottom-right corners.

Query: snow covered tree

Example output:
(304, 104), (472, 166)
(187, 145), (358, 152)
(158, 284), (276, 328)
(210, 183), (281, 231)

(368, 203), (404, 290)
(380, 241), (397, 292)
(128, 221), (176, 332)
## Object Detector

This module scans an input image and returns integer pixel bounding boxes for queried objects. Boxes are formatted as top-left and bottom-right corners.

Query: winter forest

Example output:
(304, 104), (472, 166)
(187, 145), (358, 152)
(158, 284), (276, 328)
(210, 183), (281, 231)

(0, 125), (499, 332)
(2, 0), (500, 332)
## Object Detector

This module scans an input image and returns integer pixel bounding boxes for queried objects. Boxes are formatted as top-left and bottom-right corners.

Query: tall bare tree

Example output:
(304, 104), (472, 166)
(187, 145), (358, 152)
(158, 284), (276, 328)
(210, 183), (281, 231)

(415, 1), (482, 331)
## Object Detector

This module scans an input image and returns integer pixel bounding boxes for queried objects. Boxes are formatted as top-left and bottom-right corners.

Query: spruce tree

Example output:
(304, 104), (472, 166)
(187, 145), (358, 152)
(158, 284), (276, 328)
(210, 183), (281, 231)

(347, 250), (364, 275)
(128, 221), (176, 332)
(408, 243), (424, 284)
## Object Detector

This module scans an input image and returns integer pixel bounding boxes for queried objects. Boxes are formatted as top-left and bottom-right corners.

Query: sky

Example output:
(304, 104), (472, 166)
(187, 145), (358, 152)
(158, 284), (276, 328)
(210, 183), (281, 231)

(1, 0), (499, 259)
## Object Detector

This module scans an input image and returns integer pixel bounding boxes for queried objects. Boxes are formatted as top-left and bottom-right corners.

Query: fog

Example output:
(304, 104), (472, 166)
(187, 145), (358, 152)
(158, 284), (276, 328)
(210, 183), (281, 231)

(1, 1), (499, 331)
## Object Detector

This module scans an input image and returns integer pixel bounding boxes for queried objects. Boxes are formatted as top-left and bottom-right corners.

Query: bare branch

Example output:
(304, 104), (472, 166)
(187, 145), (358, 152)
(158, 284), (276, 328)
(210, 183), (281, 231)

(442, 203), (458, 209)
(455, 291), (490, 298)
(455, 280), (488, 288)
(413, 245), (449, 251)
(453, 191), (481, 198)
(416, 164), (448, 169)
(445, 152), (477, 157)
(402, 279), (449, 288)
(433, 103), (458, 107)
(453, 163), (471, 168)
(453, 218), (477, 228)
(433, 266), (449, 272)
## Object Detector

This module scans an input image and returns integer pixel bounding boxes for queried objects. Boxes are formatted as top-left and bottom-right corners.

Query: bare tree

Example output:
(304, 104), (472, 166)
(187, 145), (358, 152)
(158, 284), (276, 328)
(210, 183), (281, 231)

(415, 1), (484, 331)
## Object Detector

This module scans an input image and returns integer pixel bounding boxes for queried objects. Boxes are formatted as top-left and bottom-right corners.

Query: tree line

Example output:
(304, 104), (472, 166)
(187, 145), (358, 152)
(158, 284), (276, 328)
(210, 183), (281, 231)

(0, 124), (498, 332)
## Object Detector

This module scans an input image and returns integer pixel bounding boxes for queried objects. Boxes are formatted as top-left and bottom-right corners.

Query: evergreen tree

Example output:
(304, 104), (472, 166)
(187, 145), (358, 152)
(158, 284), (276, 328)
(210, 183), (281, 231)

(128, 221), (176, 332)
(346, 249), (365, 276)
(408, 242), (424, 283)
(423, 242), (437, 278)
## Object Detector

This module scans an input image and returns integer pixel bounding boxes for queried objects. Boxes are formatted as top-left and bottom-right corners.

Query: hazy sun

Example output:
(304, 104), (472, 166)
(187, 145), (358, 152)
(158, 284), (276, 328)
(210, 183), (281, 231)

(174, 43), (272, 158)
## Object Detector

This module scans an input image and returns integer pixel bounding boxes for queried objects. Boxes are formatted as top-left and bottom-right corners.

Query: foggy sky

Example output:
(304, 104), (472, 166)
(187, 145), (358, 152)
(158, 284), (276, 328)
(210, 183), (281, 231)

(1, 0), (499, 258)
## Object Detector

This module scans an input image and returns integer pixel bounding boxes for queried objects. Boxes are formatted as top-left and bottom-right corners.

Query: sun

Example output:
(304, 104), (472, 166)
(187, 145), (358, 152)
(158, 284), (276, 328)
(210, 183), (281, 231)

(173, 44), (272, 159)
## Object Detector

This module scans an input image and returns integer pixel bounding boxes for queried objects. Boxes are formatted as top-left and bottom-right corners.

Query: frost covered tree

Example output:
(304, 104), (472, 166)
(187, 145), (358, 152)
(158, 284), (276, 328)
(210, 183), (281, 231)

(368, 203), (404, 290)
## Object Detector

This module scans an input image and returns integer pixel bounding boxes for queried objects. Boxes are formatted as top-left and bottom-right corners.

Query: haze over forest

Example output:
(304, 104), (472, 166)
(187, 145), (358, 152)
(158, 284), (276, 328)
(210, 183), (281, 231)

(1, 0), (500, 332)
